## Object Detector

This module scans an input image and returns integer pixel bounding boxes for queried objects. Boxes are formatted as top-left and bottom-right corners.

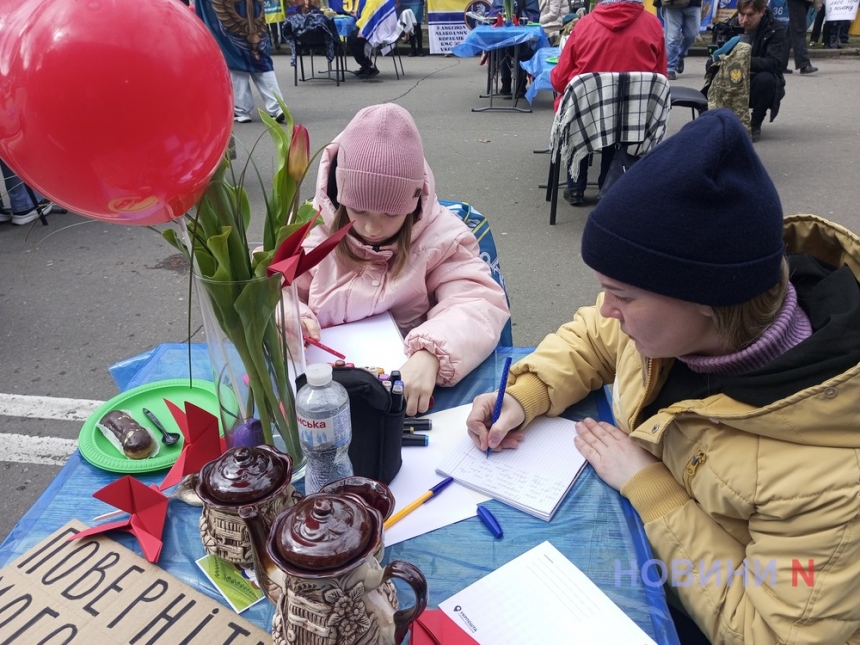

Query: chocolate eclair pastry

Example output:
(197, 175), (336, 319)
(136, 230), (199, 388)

(98, 410), (155, 459)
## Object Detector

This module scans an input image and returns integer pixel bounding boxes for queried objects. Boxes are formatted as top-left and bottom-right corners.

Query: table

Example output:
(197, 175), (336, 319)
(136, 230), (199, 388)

(520, 45), (559, 104)
(0, 345), (680, 644)
(451, 25), (551, 113)
(333, 15), (357, 39)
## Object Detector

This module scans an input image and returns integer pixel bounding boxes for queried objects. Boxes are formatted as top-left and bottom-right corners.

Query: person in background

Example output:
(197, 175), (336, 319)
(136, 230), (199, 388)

(398, 0), (425, 56)
(345, 8), (380, 78)
(343, 0), (401, 78)
(730, 0), (786, 141)
(488, 0), (542, 97)
(825, 18), (852, 48)
(538, 0), (570, 44)
(0, 158), (52, 227)
(785, 0), (818, 73)
(550, 0), (666, 206)
(466, 109), (860, 644)
(195, 0), (287, 123)
(295, 104), (511, 416)
(655, 0), (702, 80)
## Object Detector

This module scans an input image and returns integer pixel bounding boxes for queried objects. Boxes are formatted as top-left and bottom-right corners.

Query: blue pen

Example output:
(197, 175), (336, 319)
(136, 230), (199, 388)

(487, 356), (512, 458)
(384, 476), (454, 529)
(477, 505), (504, 538)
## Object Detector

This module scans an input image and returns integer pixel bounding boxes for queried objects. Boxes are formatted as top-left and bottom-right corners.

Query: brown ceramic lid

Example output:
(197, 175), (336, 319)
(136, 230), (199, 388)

(319, 476), (396, 520)
(199, 446), (288, 504)
(272, 493), (375, 572)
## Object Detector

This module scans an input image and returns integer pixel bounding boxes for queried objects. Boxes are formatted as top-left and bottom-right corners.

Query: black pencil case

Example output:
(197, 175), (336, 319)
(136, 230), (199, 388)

(295, 366), (404, 484)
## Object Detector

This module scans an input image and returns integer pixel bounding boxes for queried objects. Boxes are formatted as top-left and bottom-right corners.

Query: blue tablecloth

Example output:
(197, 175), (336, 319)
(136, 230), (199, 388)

(450, 24), (550, 57)
(0, 345), (680, 644)
(333, 15), (357, 38)
(520, 45), (559, 104)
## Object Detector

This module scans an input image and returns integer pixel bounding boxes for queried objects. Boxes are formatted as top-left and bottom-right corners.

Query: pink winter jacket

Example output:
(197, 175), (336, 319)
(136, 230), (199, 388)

(294, 141), (511, 386)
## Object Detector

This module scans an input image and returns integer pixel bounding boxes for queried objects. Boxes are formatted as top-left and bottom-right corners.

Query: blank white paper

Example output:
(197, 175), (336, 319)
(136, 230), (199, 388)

(439, 541), (658, 645)
(304, 312), (406, 374)
(384, 404), (490, 546)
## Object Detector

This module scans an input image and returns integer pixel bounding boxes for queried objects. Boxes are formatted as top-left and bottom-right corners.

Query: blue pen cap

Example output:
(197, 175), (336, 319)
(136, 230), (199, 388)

(477, 505), (503, 539)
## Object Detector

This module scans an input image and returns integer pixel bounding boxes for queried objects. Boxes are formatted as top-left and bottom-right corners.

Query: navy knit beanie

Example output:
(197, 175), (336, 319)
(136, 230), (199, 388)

(581, 109), (784, 307)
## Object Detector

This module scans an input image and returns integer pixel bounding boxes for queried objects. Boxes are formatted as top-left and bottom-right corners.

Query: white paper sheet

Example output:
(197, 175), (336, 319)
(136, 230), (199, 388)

(304, 312), (407, 375)
(384, 404), (490, 546)
(439, 541), (658, 645)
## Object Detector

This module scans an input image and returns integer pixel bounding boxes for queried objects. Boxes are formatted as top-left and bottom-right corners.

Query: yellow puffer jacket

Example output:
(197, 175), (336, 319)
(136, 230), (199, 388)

(507, 214), (860, 644)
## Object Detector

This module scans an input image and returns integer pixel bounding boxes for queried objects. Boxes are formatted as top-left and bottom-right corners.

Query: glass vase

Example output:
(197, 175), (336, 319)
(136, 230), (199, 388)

(194, 272), (307, 480)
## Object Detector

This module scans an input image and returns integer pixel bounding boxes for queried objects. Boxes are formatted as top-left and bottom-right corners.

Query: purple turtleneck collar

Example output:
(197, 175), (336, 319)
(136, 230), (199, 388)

(678, 284), (812, 376)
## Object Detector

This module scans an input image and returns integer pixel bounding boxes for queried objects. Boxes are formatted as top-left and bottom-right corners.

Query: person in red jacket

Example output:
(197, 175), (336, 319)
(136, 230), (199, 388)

(550, 0), (666, 206)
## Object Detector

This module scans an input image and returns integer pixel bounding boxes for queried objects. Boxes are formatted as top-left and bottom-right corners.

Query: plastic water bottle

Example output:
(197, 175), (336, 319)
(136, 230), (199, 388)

(296, 363), (353, 494)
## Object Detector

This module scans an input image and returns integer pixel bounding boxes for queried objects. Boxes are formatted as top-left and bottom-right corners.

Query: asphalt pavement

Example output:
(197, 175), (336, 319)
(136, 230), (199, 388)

(1, 49), (859, 542)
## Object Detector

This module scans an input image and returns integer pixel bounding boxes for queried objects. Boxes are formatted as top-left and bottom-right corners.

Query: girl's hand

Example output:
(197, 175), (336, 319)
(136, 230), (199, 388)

(573, 418), (658, 490)
(466, 392), (526, 452)
(300, 317), (320, 341)
(399, 350), (439, 416)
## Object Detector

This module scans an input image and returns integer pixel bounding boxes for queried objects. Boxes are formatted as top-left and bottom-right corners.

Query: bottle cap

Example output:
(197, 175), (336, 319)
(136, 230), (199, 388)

(306, 363), (333, 387)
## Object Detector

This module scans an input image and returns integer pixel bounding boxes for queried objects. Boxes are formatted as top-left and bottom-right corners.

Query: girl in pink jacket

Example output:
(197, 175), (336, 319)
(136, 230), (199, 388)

(295, 103), (511, 416)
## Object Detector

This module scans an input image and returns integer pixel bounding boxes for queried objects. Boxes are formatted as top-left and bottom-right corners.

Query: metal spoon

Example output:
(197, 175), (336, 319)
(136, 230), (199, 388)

(142, 408), (181, 445)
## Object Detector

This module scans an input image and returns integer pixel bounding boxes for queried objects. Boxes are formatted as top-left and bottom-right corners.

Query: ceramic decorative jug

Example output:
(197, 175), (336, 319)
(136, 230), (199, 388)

(319, 476), (396, 562)
(239, 490), (428, 645)
(196, 445), (300, 567)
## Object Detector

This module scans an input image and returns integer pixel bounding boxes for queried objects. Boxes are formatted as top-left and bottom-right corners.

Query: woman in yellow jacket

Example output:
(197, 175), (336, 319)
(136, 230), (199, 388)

(467, 109), (860, 644)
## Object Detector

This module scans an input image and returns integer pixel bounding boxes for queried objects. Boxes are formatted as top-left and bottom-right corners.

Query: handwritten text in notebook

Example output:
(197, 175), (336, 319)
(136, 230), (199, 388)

(435, 416), (587, 521)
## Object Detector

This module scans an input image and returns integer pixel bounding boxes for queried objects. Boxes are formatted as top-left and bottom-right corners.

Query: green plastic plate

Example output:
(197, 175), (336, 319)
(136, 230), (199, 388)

(79, 379), (221, 474)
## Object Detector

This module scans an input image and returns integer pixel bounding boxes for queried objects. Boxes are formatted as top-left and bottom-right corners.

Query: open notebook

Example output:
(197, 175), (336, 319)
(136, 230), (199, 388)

(435, 416), (586, 521)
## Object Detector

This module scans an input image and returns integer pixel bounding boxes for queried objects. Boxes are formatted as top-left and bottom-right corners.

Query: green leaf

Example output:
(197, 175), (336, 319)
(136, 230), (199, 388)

(161, 228), (191, 263)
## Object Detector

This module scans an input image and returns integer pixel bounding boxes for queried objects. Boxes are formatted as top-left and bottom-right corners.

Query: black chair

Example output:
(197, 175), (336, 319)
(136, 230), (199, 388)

(669, 85), (709, 121)
(546, 72), (671, 225)
(284, 14), (346, 86)
(371, 35), (406, 79)
(538, 79), (707, 221)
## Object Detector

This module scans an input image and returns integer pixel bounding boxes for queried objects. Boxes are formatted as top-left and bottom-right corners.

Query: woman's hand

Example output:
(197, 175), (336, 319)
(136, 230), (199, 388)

(399, 350), (439, 416)
(466, 392), (526, 452)
(574, 418), (658, 490)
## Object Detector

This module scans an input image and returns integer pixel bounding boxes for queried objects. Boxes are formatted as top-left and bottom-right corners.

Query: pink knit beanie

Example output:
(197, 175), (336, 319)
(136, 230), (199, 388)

(335, 104), (425, 215)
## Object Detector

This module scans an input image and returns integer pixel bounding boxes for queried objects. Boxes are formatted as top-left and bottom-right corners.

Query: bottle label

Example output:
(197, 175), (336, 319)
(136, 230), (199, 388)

(298, 410), (351, 448)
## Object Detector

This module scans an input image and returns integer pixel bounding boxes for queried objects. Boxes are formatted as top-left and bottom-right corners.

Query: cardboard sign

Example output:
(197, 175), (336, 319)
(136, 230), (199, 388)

(826, 0), (859, 22)
(0, 521), (270, 644)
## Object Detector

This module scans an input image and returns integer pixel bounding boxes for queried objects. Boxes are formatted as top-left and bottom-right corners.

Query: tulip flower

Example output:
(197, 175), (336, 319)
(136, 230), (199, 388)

(288, 124), (310, 183)
(161, 100), (326, 455)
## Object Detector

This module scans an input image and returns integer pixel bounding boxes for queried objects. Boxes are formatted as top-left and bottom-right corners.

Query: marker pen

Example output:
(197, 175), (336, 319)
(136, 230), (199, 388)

(401, 433), (429, 447)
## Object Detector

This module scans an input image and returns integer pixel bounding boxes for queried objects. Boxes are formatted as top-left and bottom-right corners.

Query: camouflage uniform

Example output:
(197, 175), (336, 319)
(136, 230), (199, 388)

(705, 42), (751, 134)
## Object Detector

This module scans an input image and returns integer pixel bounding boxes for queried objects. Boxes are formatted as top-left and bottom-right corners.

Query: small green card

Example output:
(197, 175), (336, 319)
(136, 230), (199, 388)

(196, 554), (265, 613)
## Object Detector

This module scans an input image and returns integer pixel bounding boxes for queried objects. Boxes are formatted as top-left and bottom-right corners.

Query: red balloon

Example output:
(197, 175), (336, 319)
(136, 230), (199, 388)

(0, 0), (233, 225)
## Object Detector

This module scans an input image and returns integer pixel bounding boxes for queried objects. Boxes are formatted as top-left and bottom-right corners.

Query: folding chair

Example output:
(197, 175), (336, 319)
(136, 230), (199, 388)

(669, 85), (708, 121)
(440, 200), (514, 347)
(546, 72), (671, 225)
(373, 35), (406, 81)
(371, 34), (406, 79)
(284, 14), (346, 86)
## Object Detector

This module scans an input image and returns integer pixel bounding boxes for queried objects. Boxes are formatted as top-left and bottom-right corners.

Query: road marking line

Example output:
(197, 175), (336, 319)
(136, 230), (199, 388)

(0, 433), (78, 466)
(0, 393), (104, 421)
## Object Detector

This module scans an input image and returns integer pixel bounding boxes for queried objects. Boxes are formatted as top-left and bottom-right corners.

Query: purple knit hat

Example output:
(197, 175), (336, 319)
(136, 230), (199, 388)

(335, 104), (425, 215)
